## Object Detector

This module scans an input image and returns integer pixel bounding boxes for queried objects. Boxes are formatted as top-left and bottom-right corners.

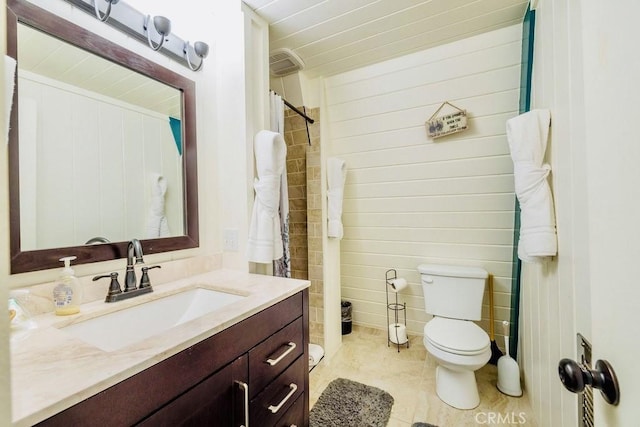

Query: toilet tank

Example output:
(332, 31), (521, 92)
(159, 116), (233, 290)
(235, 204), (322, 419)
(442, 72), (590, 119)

(417, 264), (488, 321)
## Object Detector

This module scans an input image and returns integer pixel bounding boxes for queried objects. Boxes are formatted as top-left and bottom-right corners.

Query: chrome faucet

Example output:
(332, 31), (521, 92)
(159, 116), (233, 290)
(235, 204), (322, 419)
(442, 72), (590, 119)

(93, 238), (160, 303)
(124, 238), (145, 292)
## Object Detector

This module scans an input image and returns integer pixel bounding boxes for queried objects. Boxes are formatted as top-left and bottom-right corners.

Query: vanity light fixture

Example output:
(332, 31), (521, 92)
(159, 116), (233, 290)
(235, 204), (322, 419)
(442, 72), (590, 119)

(94, 0), (120, 22)
(184, 41), (209, 71)
(64, 0), (209, 71)
(144, 15), (171, 51)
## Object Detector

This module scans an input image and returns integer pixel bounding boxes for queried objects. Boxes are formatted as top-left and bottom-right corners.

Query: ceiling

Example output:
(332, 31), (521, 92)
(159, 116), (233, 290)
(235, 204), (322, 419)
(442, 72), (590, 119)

(242, 0), (529, 78)
(18, 23), (181, 118)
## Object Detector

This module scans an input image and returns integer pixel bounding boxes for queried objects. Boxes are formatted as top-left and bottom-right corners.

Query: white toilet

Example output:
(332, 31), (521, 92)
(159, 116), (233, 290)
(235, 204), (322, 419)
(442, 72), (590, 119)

(417, 263), (491, 410)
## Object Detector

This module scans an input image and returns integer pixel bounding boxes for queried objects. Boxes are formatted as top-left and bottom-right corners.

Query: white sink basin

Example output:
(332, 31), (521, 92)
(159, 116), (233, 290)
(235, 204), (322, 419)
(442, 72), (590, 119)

(60, 288), (244, 352)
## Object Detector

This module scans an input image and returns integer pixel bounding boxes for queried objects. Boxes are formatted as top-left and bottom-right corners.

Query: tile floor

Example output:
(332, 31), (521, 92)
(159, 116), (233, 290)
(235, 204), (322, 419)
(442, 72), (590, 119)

(309, 326), (538, 426)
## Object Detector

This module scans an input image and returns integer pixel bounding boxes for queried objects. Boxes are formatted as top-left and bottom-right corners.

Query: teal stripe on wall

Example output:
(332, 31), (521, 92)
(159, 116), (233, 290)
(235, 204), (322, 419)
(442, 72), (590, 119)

(169, 117), (182, 155)
(510, 6), (536, 358)
(519, 9), (536, 114)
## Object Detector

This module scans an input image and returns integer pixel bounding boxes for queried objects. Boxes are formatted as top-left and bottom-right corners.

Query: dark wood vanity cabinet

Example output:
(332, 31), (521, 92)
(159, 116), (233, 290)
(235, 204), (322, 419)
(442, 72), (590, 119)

(138, 355), (249, 427)
(37, 290), (310, 427)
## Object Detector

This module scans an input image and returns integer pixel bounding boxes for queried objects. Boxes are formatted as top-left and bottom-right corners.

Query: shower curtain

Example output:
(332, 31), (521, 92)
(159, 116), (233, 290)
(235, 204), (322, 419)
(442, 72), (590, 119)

(270, 92), (291, 278)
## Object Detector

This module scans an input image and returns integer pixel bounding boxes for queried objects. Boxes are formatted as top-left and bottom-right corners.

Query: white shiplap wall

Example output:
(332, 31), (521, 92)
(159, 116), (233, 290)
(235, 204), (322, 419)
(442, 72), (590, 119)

(323, 25), (522, 343)
(18, 73), (183, 250)
(519, 1), (586, 426)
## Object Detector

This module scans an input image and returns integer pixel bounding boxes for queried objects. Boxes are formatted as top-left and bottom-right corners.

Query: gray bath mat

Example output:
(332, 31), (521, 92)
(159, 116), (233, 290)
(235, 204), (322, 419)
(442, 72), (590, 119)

(412, 423), (438, 427)
(310, 378), (394, 427)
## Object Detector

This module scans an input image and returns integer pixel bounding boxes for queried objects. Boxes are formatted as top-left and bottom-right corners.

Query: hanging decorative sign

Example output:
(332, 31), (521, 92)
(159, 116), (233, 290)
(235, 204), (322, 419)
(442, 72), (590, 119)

(425, 101), (468, 139)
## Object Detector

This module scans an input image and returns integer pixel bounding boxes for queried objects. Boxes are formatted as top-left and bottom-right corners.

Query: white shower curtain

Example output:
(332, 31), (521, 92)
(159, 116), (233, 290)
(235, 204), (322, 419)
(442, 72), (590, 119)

(270, 92), (291, 278)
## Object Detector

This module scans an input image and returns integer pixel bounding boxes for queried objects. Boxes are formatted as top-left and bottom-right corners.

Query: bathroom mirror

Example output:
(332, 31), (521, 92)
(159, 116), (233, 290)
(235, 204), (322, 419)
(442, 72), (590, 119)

(7, 0), (199, 273)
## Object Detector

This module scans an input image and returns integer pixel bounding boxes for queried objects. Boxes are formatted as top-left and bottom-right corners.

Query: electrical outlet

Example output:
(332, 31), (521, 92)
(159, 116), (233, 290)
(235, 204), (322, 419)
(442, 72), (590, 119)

(223, 229), (239, 251)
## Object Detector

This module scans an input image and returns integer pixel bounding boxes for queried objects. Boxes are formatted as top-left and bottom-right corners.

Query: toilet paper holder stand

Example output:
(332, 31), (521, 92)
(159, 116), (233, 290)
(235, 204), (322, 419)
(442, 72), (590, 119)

(386, 269), (409, 352)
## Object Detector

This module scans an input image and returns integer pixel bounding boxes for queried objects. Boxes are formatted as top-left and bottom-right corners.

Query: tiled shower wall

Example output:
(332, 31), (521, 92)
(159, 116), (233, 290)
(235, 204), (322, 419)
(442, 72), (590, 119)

(283, 108), (309, 280)
(305, 109), (322, 347)
(283, 107), (323, 347)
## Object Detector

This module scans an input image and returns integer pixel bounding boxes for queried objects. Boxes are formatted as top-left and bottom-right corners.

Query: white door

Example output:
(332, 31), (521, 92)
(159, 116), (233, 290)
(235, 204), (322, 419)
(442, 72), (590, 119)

(582, 1), (640, 423)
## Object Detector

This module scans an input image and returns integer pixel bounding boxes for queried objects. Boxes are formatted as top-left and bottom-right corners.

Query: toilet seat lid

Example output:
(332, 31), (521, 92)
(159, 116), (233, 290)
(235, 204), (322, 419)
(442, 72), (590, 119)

(424, 317), (489, 355)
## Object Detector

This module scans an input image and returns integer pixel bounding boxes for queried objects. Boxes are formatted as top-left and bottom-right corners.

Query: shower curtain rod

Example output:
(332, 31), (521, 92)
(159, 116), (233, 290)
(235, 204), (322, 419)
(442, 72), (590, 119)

(271, 91), (315, 124)
(283, 98), (314, 124)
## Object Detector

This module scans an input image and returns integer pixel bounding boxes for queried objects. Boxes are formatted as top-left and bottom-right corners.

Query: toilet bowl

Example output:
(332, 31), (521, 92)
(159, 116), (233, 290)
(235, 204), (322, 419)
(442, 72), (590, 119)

(417, 263), (490, 410)
(424, 317), (491, 409)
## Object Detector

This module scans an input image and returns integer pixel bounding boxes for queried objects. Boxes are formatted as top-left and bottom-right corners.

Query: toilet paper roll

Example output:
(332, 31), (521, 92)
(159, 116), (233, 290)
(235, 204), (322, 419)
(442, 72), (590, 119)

(388, 323), (408, 345)
(388, 277), (408, 293)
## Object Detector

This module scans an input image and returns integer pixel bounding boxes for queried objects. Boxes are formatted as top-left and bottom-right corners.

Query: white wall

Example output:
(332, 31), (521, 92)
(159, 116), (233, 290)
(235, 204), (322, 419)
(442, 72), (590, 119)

(323, 25), (522, 341)
(206, 2), (270, 273)
(270, 72), (304, 107)
(524, 0), (640, 425)
(0, 0), (261, 422)
(582, 1), (640, 422)
(519, 1), (586, 425)
(1, 0), (221, 289)
(1, 0), (12, 422)
(241, 5), (270, 273)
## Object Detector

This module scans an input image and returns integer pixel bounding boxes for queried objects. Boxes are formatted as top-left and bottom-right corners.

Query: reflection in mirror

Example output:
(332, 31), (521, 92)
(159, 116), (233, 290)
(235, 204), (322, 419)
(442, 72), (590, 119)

(18, 23), (185, 251)
(8, 0), (199, 273)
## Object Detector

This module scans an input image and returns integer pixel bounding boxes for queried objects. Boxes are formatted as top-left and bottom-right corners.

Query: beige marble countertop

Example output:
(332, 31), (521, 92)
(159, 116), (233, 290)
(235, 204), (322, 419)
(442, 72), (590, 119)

(10, 269), (310, 426)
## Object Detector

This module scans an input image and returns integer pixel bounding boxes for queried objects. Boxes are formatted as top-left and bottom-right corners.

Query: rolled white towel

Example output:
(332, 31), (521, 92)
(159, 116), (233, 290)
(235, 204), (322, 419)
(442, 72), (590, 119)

(309, 343), (325, 368)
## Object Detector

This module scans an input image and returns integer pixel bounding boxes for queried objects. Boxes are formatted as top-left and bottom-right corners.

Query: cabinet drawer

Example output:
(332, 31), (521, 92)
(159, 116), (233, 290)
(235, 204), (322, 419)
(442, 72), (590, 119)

(249, 317), (304, 397)
(137, 355), (248, 427)
(274, 394), (305, 427)
(250, 355), (305, 427)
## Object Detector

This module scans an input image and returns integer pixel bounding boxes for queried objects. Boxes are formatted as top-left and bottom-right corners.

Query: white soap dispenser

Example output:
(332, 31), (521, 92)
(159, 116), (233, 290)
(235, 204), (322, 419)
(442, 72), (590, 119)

(53, 256), (82, 316)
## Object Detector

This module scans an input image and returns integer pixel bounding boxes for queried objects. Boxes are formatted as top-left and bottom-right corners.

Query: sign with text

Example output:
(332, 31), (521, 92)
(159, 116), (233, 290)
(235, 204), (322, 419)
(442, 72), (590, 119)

(426, 102), (468, 139)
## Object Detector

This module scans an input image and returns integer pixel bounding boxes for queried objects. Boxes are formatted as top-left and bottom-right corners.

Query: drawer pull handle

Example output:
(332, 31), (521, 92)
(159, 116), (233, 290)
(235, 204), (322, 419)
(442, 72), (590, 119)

(266, 342), (296, 366)
(236, 381), (249, 427)
(268, 383), (298, 414)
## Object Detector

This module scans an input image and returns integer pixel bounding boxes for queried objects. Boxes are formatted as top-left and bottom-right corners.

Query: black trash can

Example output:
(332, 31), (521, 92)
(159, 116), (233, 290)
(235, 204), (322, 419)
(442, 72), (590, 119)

(341, 300), (352, 335)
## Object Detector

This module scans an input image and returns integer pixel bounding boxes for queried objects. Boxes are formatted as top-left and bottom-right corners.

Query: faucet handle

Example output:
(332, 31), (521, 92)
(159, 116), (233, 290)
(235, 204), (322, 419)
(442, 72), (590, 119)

(140, 265), (161, 289)
(93, 272), (122, 302)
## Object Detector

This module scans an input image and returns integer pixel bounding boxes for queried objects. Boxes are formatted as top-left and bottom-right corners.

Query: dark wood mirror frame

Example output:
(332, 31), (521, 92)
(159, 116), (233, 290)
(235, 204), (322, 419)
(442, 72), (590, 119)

(7, 0), (199, 274)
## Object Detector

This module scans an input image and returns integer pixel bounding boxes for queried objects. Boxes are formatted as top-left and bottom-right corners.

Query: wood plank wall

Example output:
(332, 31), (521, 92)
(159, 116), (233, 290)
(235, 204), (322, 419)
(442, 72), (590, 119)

(323, 25), (522, 343)
(520, 1), (585, 425)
